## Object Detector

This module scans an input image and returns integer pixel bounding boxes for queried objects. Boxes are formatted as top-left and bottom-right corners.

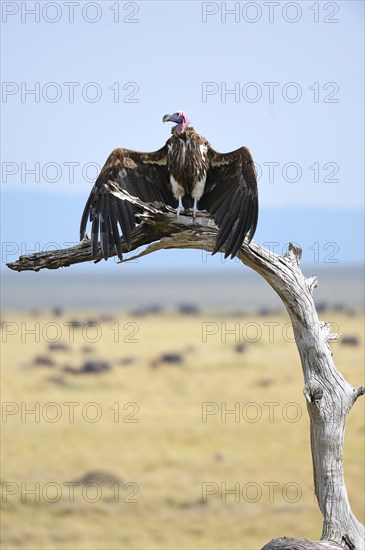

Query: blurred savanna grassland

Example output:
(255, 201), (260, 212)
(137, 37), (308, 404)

(1, 306), (364, 550)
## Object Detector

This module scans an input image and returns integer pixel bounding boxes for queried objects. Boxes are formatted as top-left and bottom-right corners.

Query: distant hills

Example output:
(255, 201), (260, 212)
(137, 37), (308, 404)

(2, 266), (363, 311)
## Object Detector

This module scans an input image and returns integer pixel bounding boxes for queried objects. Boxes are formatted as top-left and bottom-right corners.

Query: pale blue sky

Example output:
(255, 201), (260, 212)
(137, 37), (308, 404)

(1, 0), (364, 271)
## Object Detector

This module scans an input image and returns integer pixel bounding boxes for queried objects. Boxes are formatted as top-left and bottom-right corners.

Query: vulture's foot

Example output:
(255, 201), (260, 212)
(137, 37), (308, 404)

(176, 196), (185, 220)
(192, 198), (201, 222)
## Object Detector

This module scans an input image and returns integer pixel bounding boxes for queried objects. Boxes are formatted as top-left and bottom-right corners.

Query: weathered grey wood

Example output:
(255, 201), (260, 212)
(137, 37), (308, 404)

(261, 537), (345, 549)
(6, 192), (365, 549)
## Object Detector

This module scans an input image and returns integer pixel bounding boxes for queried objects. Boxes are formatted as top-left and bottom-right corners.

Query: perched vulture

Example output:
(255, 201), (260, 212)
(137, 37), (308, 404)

(80, 111), (258, 261)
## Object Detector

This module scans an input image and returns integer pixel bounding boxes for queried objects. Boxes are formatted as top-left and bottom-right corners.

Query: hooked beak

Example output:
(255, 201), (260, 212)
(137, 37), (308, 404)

(163, 114), (171, 123)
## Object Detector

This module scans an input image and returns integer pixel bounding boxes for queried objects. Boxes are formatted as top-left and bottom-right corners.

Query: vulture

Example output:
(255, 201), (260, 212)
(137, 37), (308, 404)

(80, 111), (258, 261)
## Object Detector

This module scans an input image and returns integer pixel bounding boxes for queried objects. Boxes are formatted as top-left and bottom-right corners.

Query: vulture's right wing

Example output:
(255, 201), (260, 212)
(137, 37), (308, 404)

(80, 145), (176, 260)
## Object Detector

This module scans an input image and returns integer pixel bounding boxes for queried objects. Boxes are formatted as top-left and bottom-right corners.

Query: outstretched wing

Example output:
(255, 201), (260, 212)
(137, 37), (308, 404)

(80, 145), (176, 260)
(199, 146), (258, 259)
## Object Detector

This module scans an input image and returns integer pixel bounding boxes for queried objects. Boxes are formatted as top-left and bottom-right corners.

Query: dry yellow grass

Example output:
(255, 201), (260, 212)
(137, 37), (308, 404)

(1, 309), (364, 549)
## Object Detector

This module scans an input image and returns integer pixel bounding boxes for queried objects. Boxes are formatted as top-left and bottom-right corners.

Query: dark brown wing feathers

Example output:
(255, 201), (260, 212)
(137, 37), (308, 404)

(200, 146), (258, 258)
(80, 145), (176, 260)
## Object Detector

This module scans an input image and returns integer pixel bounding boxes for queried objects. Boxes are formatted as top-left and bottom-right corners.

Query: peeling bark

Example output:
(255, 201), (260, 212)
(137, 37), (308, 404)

(6, 192), (365, 549)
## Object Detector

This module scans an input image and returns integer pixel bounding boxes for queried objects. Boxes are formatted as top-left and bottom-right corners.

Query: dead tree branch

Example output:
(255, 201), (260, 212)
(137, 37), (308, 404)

(6, 192), (365, 549)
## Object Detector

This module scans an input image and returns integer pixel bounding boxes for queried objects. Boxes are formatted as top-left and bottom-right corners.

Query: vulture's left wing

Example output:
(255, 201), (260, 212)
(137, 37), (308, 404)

(199, 146), (259, 259)
(80, 145), (176, 260)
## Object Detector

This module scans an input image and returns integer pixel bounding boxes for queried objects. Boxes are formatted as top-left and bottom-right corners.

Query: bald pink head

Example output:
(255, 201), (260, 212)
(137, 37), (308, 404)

(162, 111), (189, 134)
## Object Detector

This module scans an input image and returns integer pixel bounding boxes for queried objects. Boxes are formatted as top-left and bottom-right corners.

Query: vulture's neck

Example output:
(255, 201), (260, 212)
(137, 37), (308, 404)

(171, 126), (196, 140)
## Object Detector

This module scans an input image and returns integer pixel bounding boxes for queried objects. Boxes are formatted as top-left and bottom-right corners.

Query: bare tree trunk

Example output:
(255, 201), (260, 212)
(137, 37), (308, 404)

(6, 192), (365, 549)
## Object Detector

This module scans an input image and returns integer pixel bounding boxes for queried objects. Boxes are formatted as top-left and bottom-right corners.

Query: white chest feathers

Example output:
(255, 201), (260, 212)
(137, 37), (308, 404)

(170, 175), (185, 198)
(168, 141), (208, 199)
(191, 173), (207, 199)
